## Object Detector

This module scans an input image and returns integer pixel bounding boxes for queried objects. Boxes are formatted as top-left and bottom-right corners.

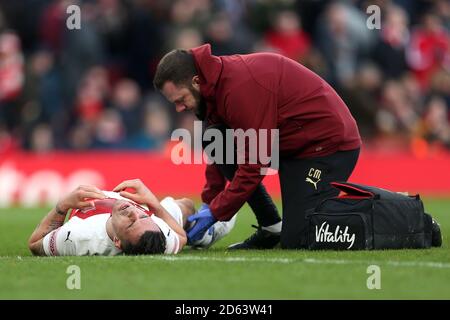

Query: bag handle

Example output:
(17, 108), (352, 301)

(331, 182), (376, 198)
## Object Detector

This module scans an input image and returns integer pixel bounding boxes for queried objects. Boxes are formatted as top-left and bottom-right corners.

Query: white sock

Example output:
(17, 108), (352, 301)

(262, 221), (282, 233)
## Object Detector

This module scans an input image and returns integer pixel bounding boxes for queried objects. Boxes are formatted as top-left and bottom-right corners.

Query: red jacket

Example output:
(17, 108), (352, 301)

(191, 44), (361, 221)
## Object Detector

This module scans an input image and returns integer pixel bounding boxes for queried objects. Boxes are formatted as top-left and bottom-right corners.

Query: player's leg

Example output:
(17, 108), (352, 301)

(190, 214), (238, 248)
(174, 198), (195, 228)
(279, 148), (360, 249)
(169, 197), (236, 249)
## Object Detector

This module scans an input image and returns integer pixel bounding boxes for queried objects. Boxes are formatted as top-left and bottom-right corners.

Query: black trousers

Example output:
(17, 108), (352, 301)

(278, 148), (360, 248)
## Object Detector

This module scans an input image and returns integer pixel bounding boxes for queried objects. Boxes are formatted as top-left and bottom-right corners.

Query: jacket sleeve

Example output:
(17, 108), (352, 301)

(201, 164), (226, 205)
(209, 81), (278, 221)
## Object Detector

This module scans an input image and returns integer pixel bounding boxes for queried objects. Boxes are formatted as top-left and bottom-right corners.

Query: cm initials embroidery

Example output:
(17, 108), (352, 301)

(306, 168), (321, 190)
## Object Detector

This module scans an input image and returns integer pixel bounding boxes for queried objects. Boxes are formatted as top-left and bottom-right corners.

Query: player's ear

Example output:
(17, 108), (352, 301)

(113, 236), (122, 249)
(192, 75), (200, 90)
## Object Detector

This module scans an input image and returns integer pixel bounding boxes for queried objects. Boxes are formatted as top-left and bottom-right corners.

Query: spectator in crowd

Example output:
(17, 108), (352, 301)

(339, 63), (381, 139)
(377, 79), (420, 137)
(406, 12), (450, 91)
(418, 96), (450, 148)
(171, 28), (204, 51)
(74, 67), (108, 125)
(0, 31), (24, 132)
(21, 49), (63, 149)
(372, 5), (410, 80)
(68, 121), (93, 150)
(129, 98), (172, 150)
(428, 69), (450, 109)
(0, 0), (448, 154)
(263, 10), (311, 63)
(30, 123), (54, 153)
(204, 12), (251, 55)
(110, 78), (142, 139)
(435, 0), (450, 31)
(315, 2), (374, 87)
(92, 108), (125, 149)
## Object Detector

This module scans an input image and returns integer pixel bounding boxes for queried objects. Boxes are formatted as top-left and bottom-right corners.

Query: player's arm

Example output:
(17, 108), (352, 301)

(28, 206), (67, 256)
(113, 179), (188, 248)
(28, 185), (106, 256)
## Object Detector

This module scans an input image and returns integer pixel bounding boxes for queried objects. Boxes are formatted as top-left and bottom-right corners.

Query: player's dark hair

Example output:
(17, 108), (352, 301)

(153, 49), (197, 90)
(121, 231), (166, 255)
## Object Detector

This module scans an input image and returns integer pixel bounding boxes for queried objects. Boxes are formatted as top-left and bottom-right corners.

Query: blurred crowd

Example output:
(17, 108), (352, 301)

(0, 0), (449, 155)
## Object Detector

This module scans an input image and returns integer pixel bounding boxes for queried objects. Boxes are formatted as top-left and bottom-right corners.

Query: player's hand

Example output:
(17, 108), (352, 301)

(113, 179), (160, 210)
(58, 185), (106, 212)
(186, 206), (217, 243)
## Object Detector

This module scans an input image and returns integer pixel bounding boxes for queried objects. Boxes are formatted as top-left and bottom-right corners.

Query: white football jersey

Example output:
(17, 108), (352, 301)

(42, 196), (183, 256)
(42, 213), (120, 256)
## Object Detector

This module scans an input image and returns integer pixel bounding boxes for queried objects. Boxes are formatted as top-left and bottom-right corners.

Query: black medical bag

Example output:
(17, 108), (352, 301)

(306, 182), (434, 250)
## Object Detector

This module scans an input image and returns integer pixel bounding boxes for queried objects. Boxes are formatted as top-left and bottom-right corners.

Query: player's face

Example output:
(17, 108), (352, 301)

(111, 200), (160, 245)
(162, 81), (201, 113)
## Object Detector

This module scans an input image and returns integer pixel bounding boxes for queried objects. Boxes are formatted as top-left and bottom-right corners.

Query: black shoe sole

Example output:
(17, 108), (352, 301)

(431, 220), (442, 247)
(227, 238), (280, 250)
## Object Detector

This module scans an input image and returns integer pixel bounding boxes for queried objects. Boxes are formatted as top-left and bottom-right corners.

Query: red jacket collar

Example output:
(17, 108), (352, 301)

(190, 44), (223, 100)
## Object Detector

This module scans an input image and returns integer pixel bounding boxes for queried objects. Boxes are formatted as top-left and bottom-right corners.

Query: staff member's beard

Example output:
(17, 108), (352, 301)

(191, 87), (207, 121)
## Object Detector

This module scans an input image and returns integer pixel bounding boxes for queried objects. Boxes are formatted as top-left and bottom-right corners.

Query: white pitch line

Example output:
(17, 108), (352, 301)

(144, 255), (450, 269)
(149, 256), (294, 264)
(3, 255), (450, 269)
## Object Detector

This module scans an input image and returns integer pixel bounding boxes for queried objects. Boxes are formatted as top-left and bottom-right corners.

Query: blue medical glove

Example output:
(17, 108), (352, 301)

(187, 205), (217, 243)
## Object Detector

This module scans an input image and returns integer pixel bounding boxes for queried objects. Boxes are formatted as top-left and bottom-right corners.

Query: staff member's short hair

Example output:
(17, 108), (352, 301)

(153, 49), (197, 90)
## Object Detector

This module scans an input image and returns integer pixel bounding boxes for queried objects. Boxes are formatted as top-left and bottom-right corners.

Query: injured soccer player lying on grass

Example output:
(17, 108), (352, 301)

(28, 179), (236, 256)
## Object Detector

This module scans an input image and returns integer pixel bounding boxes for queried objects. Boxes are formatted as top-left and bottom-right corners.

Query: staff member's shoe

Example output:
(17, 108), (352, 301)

(228, 225), (280, 249)
(431, 218), (442, 247)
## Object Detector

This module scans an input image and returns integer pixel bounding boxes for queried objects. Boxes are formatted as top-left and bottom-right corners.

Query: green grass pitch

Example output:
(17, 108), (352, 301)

(0, 198), (449, 299)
